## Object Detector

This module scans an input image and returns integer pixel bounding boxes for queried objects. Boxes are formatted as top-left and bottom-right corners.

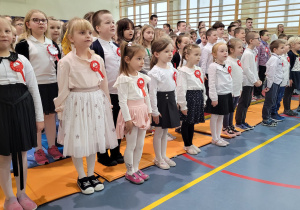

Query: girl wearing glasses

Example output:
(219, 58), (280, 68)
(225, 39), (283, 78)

(15, 9), (63, 166)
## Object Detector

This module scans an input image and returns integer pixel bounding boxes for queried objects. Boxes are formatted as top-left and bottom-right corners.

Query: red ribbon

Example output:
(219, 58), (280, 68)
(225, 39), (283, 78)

(116, 47), (121, 57)
(287, 57), (290, 63)
(47, 44), (59, 61)
(282, 62), (284, 67)
(237, 60), (242, 67)
(137, 78), (146, 97)
(265, 47), (269, 53)
(10, 61), (25, 82)
(255, 55), (258, 62)
(90, 60), (104, 78)
(228, 66), (232, 76)
(194, 70), (203, 83)
(173, 72), (177, 86)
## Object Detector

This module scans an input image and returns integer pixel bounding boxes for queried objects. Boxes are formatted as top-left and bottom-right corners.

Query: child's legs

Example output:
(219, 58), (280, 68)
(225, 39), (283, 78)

(210, 114), (219, 140)
(283, 86), (294, 111)
(86, 154), (96, 177)
(153, 127), (164, 161)
(271, 86), (285, 114)
(262, 84), (279, 120)
(181, 122), (192, 147)
(236, 86), (252, 124)
(0, 155), (14, 199)
(15, 152), (27, 196)
(44, 113), (57, 148)
(124, 126), (138, 175)
(133, 128), (146, 172)
(229, 97), (239, 126)
(216, 115), (224, 139)
(223, 113), (230, 128)
(160, 129), (168, 159)
(72, 157), (86, 179)
(36, 130), (42, 150)
(188, 123), (195, 145)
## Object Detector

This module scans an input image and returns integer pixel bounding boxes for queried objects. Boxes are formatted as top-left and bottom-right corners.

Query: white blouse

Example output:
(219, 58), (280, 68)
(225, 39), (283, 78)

(148, 64), (178, 116)
(0, 54), (44, 122)
(176, 65), (207, 111)
(241, 48), (259, 86)
(113, 72), (152, 122)
(200, 42), (215, 74)
(208, 62), (233, 102)
(280, 54), (290, 87)
(225, 56), (243, 97)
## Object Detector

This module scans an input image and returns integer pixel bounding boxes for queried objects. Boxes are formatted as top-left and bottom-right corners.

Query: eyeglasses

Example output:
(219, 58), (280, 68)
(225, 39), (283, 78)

(31, 18), (48, 24)
(253, 38), (261, 41)
(15, 23), (24, 27)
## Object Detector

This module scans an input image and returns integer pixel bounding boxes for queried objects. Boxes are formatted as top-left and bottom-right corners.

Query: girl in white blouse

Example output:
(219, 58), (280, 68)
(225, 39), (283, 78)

(113, 41), (152, 184)
(177, 44), (207, 155)
(207, 43), (234, 147)
(148, 38), (180, 170)
(0, 17), (44, 210)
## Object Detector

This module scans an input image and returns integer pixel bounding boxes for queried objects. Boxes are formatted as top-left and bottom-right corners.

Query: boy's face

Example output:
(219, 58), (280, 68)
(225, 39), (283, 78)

(284, 43), (290, 53)
(150, 18), (158, 27)
(177, 22), (186, 33)
(216, 27), (224, 38)
(208, 31), (218, 44)
(246, 20), (253, 28)
(261, 31), (270, 42)
(14, 20), (24, 35)
(251, 33), (261, 47)
(235, 30), (245, 41)
(95, 13), (115, 37)
(273, 43), (285, 55)
(229, 26), (237, 36)
(292, 41), (300, 51)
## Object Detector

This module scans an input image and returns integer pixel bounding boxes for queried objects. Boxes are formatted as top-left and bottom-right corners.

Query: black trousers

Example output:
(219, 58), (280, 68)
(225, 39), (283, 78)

(181, 122), (195, 147)
(254, 65), (266, 96)
(235, 86), (253, 125)
(283, 85), (295, 111)
(262, 83), (280, 120)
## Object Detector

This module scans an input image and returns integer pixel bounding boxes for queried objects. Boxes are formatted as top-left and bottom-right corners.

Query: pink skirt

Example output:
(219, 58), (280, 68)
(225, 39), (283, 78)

(116, 99), (150, 139)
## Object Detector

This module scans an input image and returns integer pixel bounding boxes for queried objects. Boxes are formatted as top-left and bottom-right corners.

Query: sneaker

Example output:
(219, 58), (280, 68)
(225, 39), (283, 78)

(125, 172), (144, 184)
(4, 197), (23, 210)
(236, 124), (250, 131)
(261, 119), (277, 127)
(244, 122), (254, 130)
(17, 193), (37, 210)
(34, 149), (49, 165)
(219, 138), (230, 145)
(167, 132), (176, 140)
(211, 139), (227, 147)
(184, 146), (198, 155)
(271, 113), (285, 122)
(163, 157), (176, 167)
(77, 177), (94, 194)
(175, 127), (181, 133)
(154, 159), (170, 170)
(221, 127), (236, 138)
(283, 109), (298, 116)
(191, 145), (201, 153)
(230, 125), (241, 136)
(88, 175), (104, 191)
(251, 96), (257, 102)
(136, 170), (150, 180)
(48, 145), (63, 160)
(297, 106), (300, 112)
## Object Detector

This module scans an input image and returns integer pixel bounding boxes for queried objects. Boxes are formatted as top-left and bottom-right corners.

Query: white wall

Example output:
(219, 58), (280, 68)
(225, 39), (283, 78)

(0, 0), (119, 21)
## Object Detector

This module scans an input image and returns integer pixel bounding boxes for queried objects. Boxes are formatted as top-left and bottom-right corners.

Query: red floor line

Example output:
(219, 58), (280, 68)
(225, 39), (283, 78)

(183, 154), (300, 189)
(281, 114), (300, 119)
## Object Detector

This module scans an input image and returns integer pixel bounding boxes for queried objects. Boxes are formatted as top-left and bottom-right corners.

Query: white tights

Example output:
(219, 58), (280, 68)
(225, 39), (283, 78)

(0, 152), (27, 199)
(72, 154), (96, 179)
(210, 114), (224, 141)
(124, 126), (146, 175)
(153, 127), (168, 161)
(36, 113), (56, 150)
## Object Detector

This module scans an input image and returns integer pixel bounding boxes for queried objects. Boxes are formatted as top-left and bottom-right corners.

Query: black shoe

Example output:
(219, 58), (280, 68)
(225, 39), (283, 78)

(111, 154), (124, 164)
(97, 152), (118, 166)
(77, 177), (94, 194)
(175, 127), (181, 133)
(88, 175), (104, 191)
(110, 145), (124, 164)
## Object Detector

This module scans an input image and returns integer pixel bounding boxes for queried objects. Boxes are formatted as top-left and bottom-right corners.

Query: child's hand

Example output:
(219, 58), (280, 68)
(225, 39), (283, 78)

(181, 109), (188, 115)
(289, 79), (293, 87)
(36, 121), (44, 133)
(254, 80), (262, 87)
(148, 113), (152, 124)
(125, 120), (134, 135)
(211, 101), (218, 107)
(264, 87), (270, 92)
(153, 114), (161, 124)
(177, 103), (180, 110)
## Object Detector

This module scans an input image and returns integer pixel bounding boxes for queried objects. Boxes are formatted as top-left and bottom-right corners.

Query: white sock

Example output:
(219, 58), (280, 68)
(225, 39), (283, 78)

(133, 129), (146, 172)
(72, 157), (86, 179)
(161, 129), (168, 159)
(15, 152), (28, 197)
(0, 155), (14, 199)
(86, 154), (96, 177)
(210, 114), (218, 141)
(124, 126), (138, 175)
(153, 127), (163, 161)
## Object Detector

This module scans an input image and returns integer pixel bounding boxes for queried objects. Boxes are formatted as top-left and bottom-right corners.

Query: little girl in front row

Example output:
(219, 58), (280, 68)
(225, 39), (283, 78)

(148, 38), (181, 170)
(0, 17), (43, 210)
(207, 43), (234, 147)
(222, 38), (244, 138)
(177, 44), (207, 155)
(54, 18), (118, 194)
(113, 42), (152, 184)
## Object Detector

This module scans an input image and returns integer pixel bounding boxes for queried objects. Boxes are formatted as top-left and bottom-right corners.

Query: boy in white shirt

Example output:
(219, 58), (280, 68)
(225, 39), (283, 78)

(235, 32), (262, 130)
(176, 21), (187, 35)
(212, 21), (226, 43)
(262, 40), (286, 126)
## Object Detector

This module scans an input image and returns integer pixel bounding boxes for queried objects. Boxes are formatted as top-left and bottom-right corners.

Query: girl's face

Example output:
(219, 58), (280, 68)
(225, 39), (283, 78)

(284, 43), (290, 53)
(233, 42), (243, 57)
(96, 14), (115, 37)
(143, 28), (154, 43)
(48, 20), (61, 41)
(279, 25), (284, 32)
(126, 50), (145, 72)
(0, 20), (13, 51)
(192, 33), (197, 42)
(199, 22), (205, 29)
(292, 41), (300, 51)
(123, 24), (134, 41)
(201, 34), (207, 44)
(178, 37), (190, 50)
(163, 25), (170, 34)
(186, 48), (201, 65)
(154, 43), (173, 64)
(26, 12), (48, 36)
(69, 29), (93, 49)
(135, 30), (141, 39)
(214, 45), (228, 63)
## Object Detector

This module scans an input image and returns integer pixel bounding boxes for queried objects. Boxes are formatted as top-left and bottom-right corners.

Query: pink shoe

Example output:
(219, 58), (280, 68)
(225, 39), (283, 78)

(125, 172), (144, 184)
(4, 197), (23, 210)
(136, 170), (149, 181)
(48, 145), (63, 160)
(34, 149), (49, 165)
(17, 193), (37, 210)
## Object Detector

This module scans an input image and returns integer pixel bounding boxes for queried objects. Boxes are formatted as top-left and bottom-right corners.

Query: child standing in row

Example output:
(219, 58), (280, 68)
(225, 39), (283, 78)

(149, 38), (180, 169)
(139, 25), (154, 74)
(0, 17), (44, 210)
(48, 17), (62, 53)
(55, 18), (118, 194)
(207, 43), (233, 147)
(113, 42), (152, 184)
(172, 34), (190, 69)
(223, 38), (244, 137)
(262, 40), (285, 126)
(15, 9), (63, 165)
(177, 44), (206, 154)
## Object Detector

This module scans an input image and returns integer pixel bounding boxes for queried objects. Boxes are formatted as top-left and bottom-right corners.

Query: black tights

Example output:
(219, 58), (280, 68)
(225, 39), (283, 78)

(181, 122), (195, 147)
